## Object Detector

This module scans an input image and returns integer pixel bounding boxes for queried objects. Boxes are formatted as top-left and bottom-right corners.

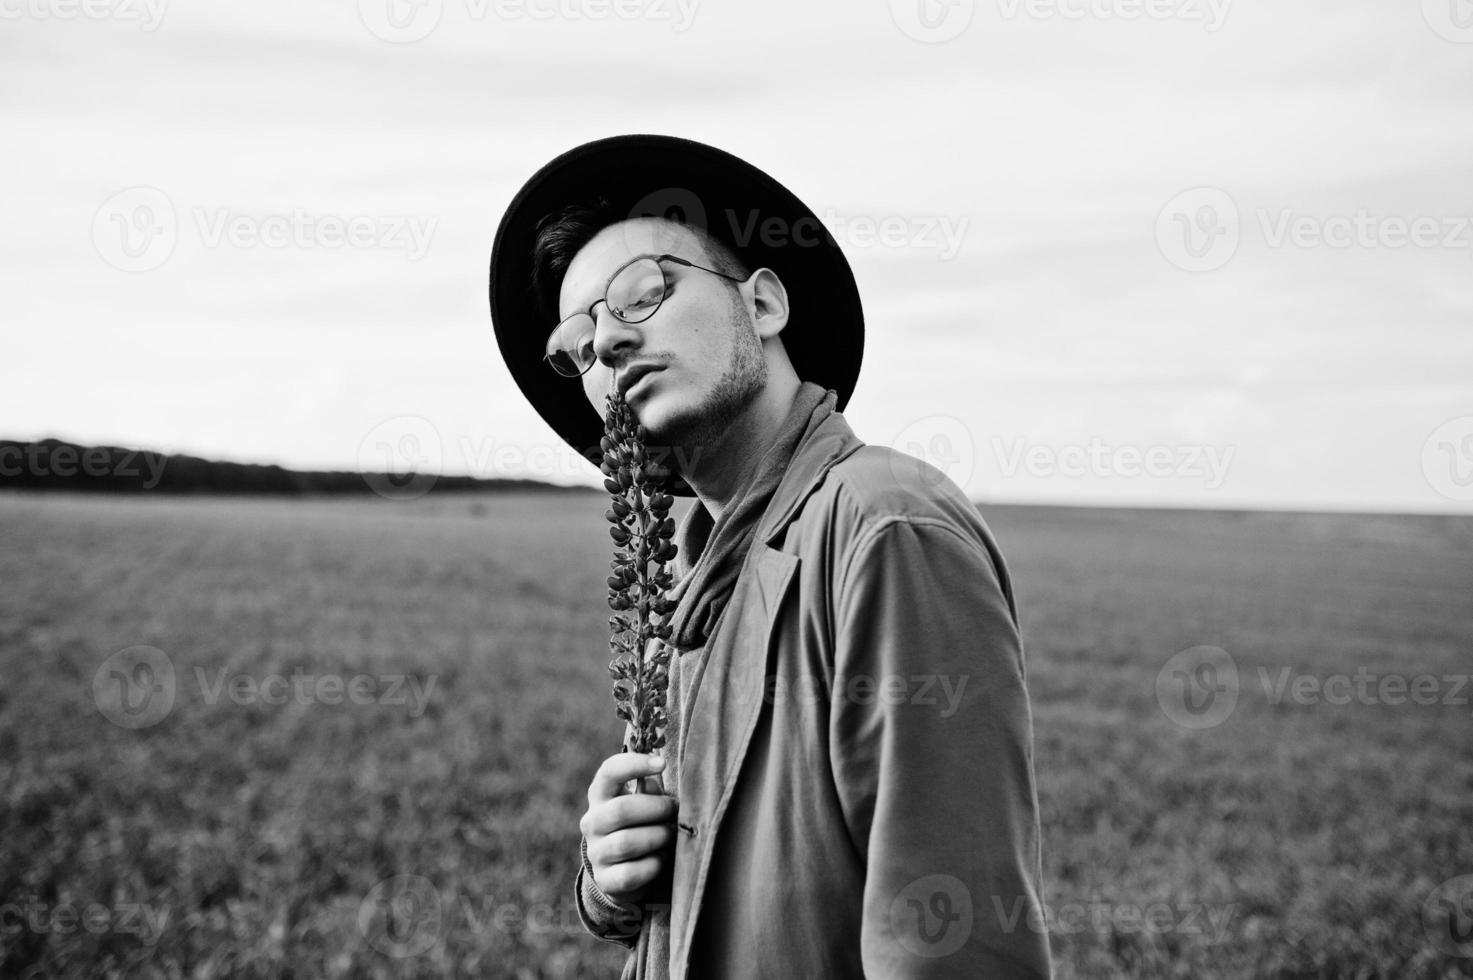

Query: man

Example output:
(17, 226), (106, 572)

(489, 135), (1051, 979)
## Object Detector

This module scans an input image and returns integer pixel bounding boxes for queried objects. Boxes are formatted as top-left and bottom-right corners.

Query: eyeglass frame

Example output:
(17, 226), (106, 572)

(542, 252), (750, 378)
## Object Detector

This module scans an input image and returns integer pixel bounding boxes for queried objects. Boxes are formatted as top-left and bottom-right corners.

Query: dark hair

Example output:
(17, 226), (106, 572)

(530, 197), (749, 322)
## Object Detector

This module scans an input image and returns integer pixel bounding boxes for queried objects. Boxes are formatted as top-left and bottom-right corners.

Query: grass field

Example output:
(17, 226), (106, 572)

(2, 491), (1470, 979)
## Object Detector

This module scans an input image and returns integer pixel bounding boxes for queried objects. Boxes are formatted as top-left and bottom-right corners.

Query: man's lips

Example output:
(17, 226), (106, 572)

(617, 364), (663, 399)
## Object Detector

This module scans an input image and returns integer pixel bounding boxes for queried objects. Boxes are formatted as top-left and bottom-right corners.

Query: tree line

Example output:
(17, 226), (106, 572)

(0, 439), (581, 495)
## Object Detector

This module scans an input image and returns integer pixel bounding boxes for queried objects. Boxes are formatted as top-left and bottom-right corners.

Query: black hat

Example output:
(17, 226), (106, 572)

(488, 134), (864, 491)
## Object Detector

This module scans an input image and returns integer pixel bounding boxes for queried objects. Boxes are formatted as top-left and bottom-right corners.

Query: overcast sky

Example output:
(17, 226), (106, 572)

(4, 0), (1472, 512)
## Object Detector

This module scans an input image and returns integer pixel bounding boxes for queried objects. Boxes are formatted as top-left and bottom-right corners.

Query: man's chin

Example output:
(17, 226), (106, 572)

(631, 395), (706, 457)
(629, 397), (683, 446)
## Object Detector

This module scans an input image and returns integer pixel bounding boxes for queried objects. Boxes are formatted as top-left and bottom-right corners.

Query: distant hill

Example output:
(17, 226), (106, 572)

(0, 438), (588, 496)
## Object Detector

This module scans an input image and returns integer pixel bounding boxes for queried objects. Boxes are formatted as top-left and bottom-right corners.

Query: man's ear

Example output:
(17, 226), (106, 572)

(745, 267), (789, 340)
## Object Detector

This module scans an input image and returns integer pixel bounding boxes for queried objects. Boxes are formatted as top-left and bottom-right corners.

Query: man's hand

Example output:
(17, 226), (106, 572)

(580, 753), (676, 908)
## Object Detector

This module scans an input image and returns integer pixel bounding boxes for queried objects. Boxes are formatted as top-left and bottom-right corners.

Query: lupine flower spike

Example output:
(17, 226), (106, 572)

(601, 386), (679, 763)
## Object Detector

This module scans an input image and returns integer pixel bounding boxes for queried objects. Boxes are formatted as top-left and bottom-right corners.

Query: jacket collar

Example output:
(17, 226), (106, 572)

(756, 406), (866, 547)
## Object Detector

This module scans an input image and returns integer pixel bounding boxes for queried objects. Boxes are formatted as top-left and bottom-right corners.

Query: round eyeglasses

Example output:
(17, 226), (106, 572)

(543, 253), (747, 378)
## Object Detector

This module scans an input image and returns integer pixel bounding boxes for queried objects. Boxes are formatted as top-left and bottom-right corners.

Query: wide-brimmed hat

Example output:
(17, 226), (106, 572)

(487, 134), (864, 490)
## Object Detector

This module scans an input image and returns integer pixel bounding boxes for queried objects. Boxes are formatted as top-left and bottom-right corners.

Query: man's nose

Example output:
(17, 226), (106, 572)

(590, 305), (641, 366)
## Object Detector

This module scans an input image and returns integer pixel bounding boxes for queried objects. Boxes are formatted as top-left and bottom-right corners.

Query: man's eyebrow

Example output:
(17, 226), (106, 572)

(561, 252), (665, 318)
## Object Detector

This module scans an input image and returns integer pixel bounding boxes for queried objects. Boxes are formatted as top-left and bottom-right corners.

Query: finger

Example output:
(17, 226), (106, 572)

(588, 753), (666, 805)
(596, 855), (662, 898)
(589, 824), (675, 866)
(584, 794), (679, 837)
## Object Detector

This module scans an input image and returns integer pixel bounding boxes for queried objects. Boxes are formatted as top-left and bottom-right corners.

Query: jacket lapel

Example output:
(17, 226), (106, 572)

(668, 543), (797, 979)
(666, 411), (866, 977)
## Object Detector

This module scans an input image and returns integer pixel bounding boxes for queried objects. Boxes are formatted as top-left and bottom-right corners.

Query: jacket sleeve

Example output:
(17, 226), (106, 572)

(830, 515), (1053, 978)
(574, 834), (643, 948)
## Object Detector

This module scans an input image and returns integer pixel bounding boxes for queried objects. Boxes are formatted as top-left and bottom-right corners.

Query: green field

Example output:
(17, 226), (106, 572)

(2, 492), (1470, 979)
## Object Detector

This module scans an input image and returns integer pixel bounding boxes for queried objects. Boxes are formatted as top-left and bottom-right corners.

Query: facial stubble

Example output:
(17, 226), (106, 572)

(638, 288), (767, 467)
